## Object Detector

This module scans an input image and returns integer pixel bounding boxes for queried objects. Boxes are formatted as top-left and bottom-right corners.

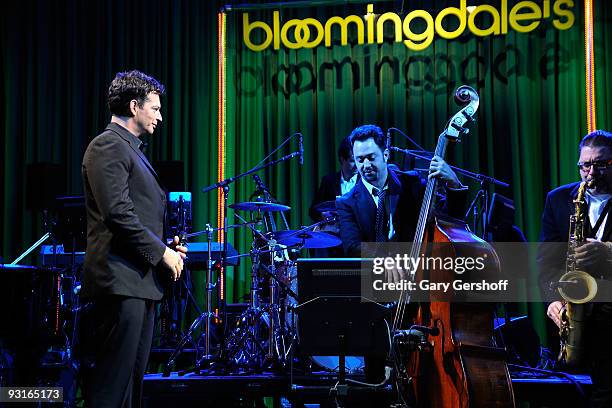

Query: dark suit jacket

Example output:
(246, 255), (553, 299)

(537, 182), (612, 302)
(336, 167), (466, 257)
(309, 171), (342, 221)
(81, 123), (167, 300)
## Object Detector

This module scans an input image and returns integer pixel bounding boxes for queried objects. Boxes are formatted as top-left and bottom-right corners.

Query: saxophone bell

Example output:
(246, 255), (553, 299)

(557, 270), (598, 304)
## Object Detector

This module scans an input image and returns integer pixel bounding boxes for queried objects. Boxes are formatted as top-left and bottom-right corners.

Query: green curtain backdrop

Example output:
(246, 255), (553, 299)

(1, 0), (611, 344)
(0, 0), (220, 316)
(222, 0), (611, 342)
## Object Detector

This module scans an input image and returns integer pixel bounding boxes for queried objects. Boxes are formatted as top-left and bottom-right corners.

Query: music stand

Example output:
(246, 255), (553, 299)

(54, 196), (86, 253)
(293, 258), (391, 403)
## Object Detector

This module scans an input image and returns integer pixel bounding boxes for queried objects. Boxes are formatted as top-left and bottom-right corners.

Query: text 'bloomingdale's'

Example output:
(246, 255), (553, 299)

(242, 0), (575, 52)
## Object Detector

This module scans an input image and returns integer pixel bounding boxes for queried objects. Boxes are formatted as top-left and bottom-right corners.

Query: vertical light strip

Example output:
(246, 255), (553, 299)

(584, 0), (596, 132)
(217, 11), (227, 301)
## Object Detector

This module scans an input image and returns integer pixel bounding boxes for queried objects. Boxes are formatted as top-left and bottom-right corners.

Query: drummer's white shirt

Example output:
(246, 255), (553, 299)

(340, 172), (358, 195)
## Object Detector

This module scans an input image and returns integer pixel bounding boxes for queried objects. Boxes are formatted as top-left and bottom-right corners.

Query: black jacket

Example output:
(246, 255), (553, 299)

(336, 167), (466, 257)
(81, 123), (167, 300)
(537, 182), (612, 301)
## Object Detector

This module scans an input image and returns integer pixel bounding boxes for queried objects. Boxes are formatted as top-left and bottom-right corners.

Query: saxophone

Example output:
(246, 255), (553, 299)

(557, 180), (597, 368)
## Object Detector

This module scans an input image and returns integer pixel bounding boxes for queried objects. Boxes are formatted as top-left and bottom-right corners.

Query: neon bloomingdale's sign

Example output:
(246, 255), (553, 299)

(242, 0), (575, 52)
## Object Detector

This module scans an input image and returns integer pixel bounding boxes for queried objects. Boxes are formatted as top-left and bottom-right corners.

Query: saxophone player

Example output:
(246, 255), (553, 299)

(538, 130), (612, 407)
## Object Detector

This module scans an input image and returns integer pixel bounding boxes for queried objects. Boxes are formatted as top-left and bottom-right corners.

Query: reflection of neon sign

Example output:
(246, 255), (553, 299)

(243, 0), (575, 52)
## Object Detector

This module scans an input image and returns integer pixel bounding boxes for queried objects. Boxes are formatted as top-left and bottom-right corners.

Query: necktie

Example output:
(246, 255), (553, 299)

(375, 187), (387, 242)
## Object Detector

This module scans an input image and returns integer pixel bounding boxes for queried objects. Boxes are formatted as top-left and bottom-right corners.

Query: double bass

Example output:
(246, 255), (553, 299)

(392, 86), (515, 407)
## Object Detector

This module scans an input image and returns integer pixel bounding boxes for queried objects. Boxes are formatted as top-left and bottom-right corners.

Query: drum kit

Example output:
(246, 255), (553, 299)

(164, 197), (343, 375)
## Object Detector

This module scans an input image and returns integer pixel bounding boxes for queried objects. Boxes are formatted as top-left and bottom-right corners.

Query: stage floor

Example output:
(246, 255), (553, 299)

(142, 370), (592, 407)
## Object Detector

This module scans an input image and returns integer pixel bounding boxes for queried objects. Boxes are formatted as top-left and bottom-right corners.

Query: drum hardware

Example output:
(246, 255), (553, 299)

(270, 224), (342, 249)
(223, 182), (302, 371)
(162, 220), (252, 376)
(223, 245), (297, 371)
(164, 224), (218, 376)
(202, 132), (303, 341)
(196, 134), (302, 373)
(229, 201), (291, 213)
(221, 216), (344, 373)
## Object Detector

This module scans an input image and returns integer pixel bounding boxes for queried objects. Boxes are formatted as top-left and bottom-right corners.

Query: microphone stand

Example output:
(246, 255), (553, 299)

(389, 145), (509, 239)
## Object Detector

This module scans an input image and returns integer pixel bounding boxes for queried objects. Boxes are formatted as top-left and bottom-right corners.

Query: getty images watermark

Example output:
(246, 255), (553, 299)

(371, 252), (509, 293)
(359, 242), (543, 303)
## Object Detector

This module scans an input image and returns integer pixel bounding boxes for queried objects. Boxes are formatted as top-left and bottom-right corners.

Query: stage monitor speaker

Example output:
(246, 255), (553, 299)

(26, 162), (66, 211)
(154, 160), (185, 192)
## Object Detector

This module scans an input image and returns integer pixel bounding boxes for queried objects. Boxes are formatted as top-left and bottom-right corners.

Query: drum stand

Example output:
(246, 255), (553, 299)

(224, 243), (296, 372)
(164, 225), (217, 376)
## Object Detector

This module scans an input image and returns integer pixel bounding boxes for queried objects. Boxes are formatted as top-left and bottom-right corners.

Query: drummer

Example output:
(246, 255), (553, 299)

(308, 136), (357, 257)
(308, 135), (358, 223)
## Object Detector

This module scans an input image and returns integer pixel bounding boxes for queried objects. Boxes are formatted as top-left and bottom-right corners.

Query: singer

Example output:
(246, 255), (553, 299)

(80, 70), (187, 408)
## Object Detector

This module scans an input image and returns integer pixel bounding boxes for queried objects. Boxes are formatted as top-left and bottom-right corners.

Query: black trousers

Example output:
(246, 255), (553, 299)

(81, 296), (156, 408)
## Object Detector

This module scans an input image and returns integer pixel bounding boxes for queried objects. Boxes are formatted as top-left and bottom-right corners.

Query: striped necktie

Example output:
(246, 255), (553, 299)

(374, 187), (387, 242)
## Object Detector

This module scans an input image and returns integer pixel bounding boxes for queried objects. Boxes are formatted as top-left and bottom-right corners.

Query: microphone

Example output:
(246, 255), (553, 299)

(252, 174), (269, 193)
(386, 128), (391, 150)
(298, 133), (304, 166)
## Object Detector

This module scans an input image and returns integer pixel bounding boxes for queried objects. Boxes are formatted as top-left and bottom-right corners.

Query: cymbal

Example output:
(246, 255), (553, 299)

(0, 264), (52, 272)
(271, 230), (341, 249)
(229, 202), (291, 212)
(313, 200), (337, 213)
(1, 264), (37, 269)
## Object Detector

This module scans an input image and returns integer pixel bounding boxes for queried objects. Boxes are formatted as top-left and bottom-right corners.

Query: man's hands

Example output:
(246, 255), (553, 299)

(574, 239), (611, 272)
(429, 156), (464, 189)
(161, 236), (188, 281)
(547, 300), (564, 328)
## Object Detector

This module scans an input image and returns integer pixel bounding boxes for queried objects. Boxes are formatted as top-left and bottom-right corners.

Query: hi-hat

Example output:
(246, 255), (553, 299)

(229, 202), (291, 212)
(270, 230), (341, 249)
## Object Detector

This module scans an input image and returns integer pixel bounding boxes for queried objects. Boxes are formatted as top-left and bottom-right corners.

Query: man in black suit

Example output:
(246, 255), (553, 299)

(309, 135), (357, 222)
(538, 130), (612, 407)
(336, 124), (466, 258)
(80, 70), (187, 407)
(335, 124), (465, 386)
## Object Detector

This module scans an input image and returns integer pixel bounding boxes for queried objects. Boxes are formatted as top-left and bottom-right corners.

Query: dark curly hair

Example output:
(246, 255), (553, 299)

(107, 70), (165, 117)
(349, 124), (386, 151)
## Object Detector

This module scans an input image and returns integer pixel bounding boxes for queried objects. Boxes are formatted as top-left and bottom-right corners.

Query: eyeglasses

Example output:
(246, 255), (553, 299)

(576, 159), (612, 172)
